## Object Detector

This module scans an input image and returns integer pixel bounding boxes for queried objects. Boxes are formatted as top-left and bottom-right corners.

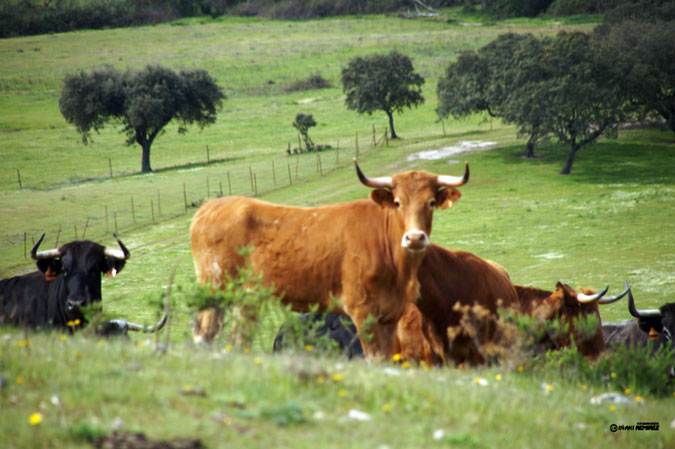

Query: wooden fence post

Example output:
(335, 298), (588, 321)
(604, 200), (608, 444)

(109, 158), (113, 178)
(16, 169), (22, 189)
(372, 124), (376, 147)
(206, 145), (210, 164)
(151, 199), (155, 223)
(249, 167), (254, 192)
(253, 173), (258, 196)
(183, 184), (188, 214)
(272, 160), (276, 186)
(287, 164), (292, 185)
(355, 131), (359, 158)
(130, 196), (135, 223)
(227, 172), (232, 196)
(82, 217), (89, 239)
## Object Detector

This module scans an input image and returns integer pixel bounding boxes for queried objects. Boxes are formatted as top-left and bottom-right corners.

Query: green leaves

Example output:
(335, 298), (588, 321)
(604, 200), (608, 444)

(59, 64), (225, 172)
(341, 50), (424, 138)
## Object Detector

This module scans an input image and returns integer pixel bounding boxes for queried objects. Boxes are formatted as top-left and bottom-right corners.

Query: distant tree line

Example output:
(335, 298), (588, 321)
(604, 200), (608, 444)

(1, 0), (663, 38)
(436, 0), (675, 174)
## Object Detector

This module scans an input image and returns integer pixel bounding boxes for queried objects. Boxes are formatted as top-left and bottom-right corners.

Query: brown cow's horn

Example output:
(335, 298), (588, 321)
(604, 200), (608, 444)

(30, 233), (61, 260)
(627, 282), (661, 318)
(437, 162), (470, 187)
(354, 159), (393, 189)
(576, 285), (609, 303)
(598, 283), (631, 304)
(126, 311), (168, 333)
(104, 233), (130, 260)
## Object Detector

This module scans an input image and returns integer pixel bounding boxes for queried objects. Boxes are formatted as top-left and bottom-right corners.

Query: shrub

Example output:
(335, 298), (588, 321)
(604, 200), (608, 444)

(284, 73), (331, 93)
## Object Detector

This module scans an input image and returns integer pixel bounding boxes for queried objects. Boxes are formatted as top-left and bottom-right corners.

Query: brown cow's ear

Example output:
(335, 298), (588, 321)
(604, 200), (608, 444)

(436, 188), (461, 210)
(370, 189), (396, 208)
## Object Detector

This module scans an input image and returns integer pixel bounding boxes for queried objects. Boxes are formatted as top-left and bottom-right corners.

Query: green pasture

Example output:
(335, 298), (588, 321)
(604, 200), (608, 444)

(1, 11), (674, 449)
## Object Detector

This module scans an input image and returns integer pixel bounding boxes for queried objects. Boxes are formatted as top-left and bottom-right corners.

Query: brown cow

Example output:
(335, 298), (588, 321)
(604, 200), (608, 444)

(190, 160), (469, 360)
(513, 282), (629, 358)
(395, 244), (519, 366)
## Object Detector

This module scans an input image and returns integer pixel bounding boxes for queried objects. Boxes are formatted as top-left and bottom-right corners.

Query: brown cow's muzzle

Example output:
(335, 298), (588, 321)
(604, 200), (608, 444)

(401, 230), (429, 252)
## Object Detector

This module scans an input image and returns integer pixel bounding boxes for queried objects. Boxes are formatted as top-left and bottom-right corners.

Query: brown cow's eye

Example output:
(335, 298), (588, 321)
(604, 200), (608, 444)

(394, 200), (401, 208)
(429, 199), (436, 207)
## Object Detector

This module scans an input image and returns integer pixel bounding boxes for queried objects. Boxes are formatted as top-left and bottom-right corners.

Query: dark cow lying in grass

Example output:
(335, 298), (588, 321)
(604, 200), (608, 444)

(0, 233), (166, 335)
(272, 313), (364, 359)
(603, 282), (674, 354)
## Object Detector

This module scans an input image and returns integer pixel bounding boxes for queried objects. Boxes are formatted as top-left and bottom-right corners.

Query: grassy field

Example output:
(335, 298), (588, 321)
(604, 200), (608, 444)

(1, 9), (674, 449)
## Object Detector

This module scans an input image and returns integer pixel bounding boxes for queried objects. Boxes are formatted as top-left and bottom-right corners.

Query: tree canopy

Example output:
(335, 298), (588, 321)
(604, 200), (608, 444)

(59, 65), (225, 172)
(437, 31), (629, 174)
(594, 19), (675, 136)
(341, 50), (424, 139)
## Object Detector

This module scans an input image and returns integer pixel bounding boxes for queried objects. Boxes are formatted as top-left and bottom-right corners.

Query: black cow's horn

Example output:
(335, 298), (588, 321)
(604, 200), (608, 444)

(598, 283), (631, 305)
(627, 281), (661, 318)
(104, 233), (130, 260)
(576, 285), (609, 303)
(125, 311), (168, 333)
(354, 159), (393, 189)
(30, 233), (61, 260)
(437, 162), (470, 187)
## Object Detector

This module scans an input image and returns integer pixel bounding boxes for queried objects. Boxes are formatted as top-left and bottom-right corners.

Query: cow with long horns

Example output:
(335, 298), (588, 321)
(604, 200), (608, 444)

(0, 233), (165, 334)
(514, 282), (630, 358)
(603, 282), (675, 353)
(190, 160), (469, 360)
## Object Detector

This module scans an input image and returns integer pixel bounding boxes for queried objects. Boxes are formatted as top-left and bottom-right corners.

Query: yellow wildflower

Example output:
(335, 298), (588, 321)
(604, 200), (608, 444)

(609, 405), (617, 412)
(17, 339), (29, 348)
(16, 375), (25, 385)
(610, 372), (617, 379)
(29, 413), (43, 426)
(381, 403), (392, 413)
(624, 388), (631, 395)
(316, 375), (326, 384)
(635, 396), (643, 404)
(254, 357), (263, 365)
(495, 374), (503, 381)
(517, 365), (524, 373)
(392, 354), (402, 362)
(331, 373), (345, 382)
(401, 361), (411, 369)
(225, 344), (233, 351)
(304, 345), (313, 352)
(338, 389), (348, 398)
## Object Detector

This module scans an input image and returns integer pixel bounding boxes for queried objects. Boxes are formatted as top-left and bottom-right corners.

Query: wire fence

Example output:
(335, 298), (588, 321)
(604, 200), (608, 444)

(3, 126), (393, 271)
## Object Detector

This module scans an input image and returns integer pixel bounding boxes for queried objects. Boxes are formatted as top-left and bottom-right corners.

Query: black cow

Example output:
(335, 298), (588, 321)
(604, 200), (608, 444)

(0, 233), (130, 330)
(602, 283), (674, 353)
(273, 313), (364, 359)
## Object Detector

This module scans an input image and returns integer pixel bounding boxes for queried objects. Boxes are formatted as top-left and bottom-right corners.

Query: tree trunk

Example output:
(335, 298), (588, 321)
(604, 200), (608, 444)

(560, 143), (580, 175)
(524, 139), (535, 158)
(386, 110), (398, 139)
(141, 141), (152, 172)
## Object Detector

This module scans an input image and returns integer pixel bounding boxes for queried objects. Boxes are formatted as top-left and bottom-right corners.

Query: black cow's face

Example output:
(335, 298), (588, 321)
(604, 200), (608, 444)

(36, 241), (127, 310)
(640, 303), (675, 349)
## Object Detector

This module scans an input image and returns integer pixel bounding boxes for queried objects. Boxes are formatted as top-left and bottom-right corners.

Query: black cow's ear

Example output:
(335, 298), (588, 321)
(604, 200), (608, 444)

(370, 189), (396, 208)
(36, 259), (62, 281)
(105, 258), (126, 277)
